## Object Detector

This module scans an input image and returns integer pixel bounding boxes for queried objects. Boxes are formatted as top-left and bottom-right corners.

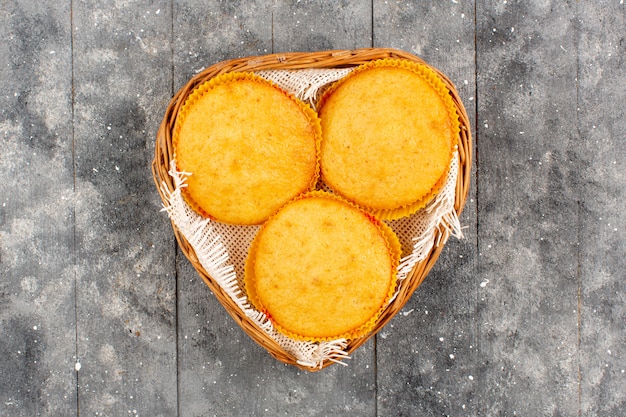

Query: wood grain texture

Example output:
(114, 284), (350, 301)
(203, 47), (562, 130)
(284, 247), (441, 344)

(173, 0), (274, 92)
(272, 0), (372, 52)
(0, 1), (77, 416)
(72, 1), (177, 415)
(475, 1), (581, 414)
(576, 1), (625, 415)
(1, 0), (624, 415)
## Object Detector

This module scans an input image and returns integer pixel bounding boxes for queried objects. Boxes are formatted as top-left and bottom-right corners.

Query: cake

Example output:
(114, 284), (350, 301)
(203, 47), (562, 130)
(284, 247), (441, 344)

(318, 59), (459, 220)
(244, 191), (401, 341)
(173, 72), (321, 225)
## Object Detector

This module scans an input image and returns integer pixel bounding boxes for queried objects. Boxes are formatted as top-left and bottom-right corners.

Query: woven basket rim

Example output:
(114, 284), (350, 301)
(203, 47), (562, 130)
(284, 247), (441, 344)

(151, 47), (473, 371)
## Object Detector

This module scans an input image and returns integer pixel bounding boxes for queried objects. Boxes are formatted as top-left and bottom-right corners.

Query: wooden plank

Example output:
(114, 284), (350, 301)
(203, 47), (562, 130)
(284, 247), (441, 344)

(173, 0), (275, 91)
(71, 1), (177, 416)
(576, 1), (625, 415)
(475, 1), (581, 414)
(172, 1), (377, 415)
(271, 0), (373, 51)
(0, 1), (77, 416)
(373, 1), (479, 416)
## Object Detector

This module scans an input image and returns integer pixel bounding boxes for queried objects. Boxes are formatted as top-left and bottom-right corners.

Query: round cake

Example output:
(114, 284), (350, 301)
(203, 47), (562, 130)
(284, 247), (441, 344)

(318, 59), (459, 220)
(244, 191), (401, 341)
(173, 72), (321, 225)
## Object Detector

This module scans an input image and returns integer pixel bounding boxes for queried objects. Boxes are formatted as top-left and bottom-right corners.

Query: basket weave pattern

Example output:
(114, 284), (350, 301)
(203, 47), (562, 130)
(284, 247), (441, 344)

(152, 48), (472, 371)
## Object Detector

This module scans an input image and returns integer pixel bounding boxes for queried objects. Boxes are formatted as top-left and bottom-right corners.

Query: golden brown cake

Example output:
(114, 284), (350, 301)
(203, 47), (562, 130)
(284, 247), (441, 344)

(173, 72), (321, 225)
(318, 59), (459, 220)
(244, 191), (401, 341)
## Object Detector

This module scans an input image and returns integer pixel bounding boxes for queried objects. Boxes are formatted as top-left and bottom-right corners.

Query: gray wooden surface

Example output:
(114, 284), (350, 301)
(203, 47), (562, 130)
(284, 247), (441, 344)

(1, 1), (624, 416)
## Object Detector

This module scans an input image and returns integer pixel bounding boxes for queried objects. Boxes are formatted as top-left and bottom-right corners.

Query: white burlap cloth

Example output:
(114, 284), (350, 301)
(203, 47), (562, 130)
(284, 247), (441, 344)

(160, 69), (462, 368)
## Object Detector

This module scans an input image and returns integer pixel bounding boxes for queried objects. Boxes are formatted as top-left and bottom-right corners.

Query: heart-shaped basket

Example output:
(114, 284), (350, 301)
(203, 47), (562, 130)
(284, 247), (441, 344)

(152, 48), (472, 371)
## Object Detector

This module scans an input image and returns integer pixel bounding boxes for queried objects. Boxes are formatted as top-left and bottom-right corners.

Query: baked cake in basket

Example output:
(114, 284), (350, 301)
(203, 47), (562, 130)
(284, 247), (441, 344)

(173, 72), (321, 225)
(318, 59), (459, 220)
(244, 191), (401, 342)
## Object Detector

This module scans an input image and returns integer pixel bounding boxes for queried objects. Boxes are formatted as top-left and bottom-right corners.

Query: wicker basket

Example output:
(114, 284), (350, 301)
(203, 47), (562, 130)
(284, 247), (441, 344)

(152, 47), (472, 371)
